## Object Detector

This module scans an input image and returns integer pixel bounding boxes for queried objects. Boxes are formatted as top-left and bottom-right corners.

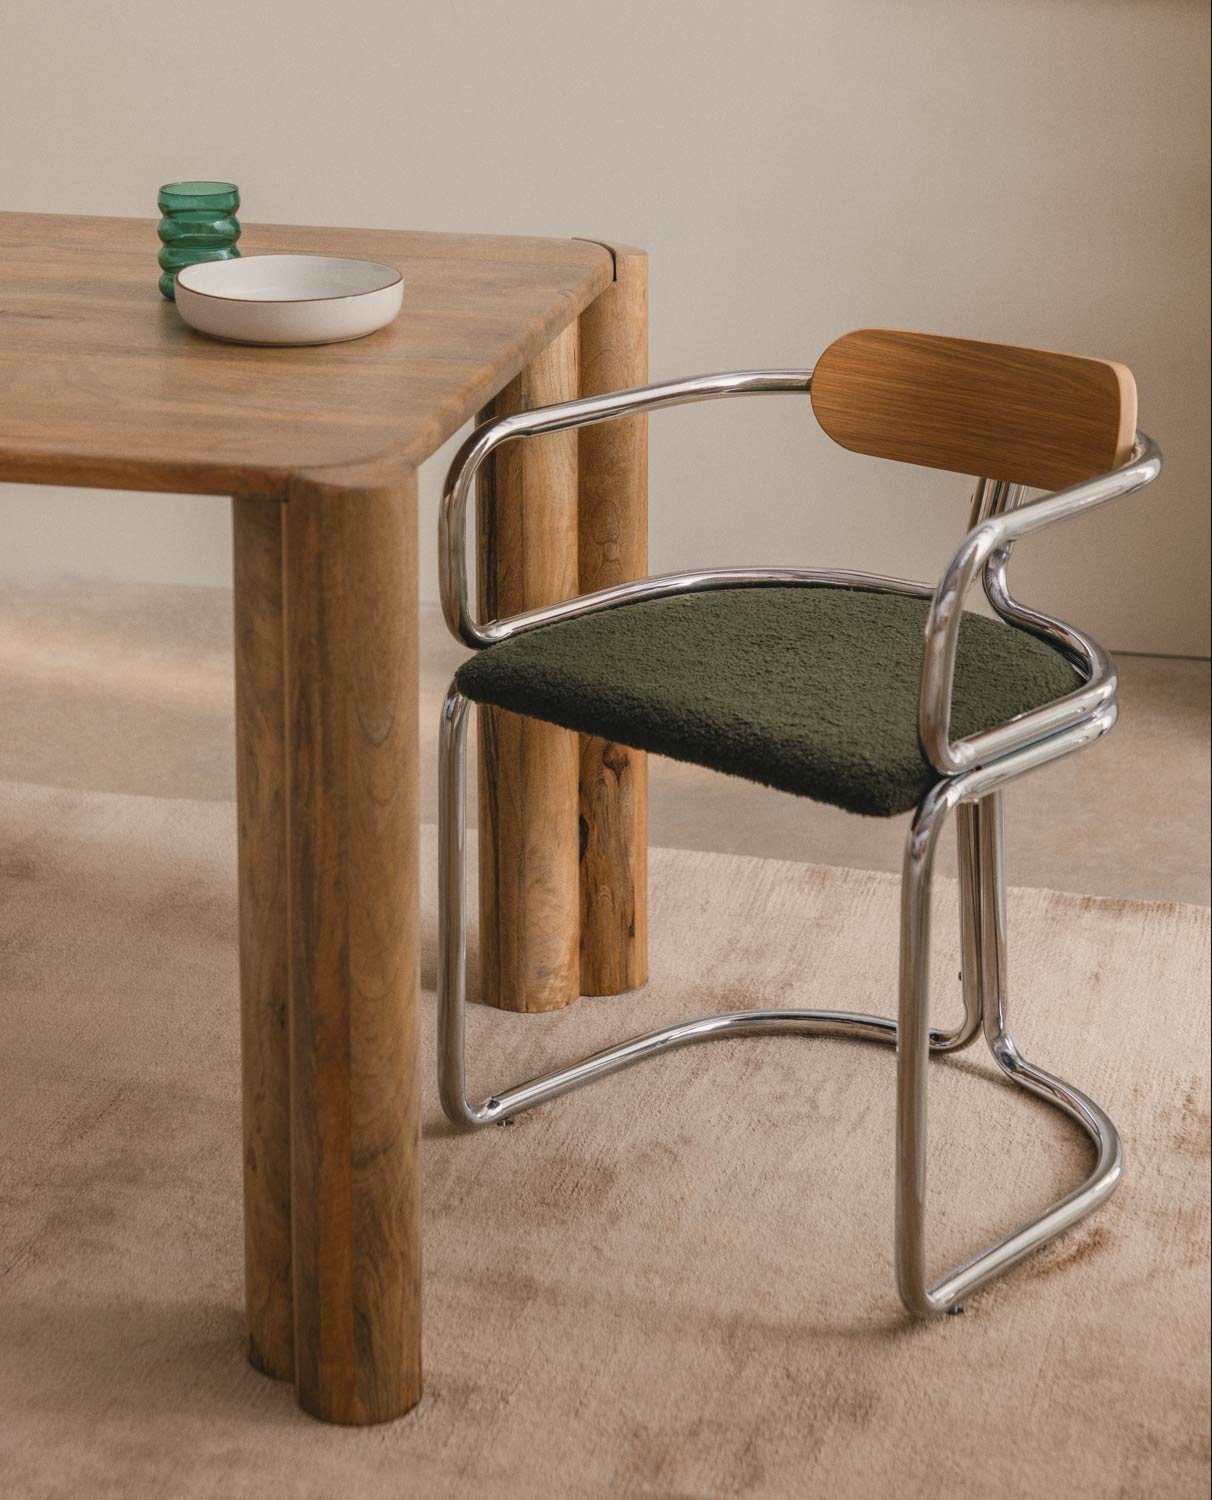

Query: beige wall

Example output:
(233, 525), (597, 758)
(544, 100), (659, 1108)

(2, 0), (1208, 655)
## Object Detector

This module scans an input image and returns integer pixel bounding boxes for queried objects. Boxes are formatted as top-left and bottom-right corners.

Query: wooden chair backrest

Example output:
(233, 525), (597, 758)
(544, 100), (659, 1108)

(809, 328), (1137, 491)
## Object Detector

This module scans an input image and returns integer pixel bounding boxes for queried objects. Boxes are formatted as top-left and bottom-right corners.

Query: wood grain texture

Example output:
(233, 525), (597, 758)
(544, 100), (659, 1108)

(0, 212), (612, 495)
(576, 244), (649, 996)
(232, 495), (293, 1383)
(810, 328), (1138, 492)
(283, 464), (421, 1424)
(476, 324), (581, 1013)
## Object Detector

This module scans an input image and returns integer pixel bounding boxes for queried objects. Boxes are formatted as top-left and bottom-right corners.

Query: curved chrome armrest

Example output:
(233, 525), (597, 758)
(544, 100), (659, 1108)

(439, 368), (814, 647)
(919, 432), (1163, 774)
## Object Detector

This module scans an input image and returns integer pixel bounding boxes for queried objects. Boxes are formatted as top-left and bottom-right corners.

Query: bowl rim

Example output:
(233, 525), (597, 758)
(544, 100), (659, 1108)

(175, 253), (404, 306)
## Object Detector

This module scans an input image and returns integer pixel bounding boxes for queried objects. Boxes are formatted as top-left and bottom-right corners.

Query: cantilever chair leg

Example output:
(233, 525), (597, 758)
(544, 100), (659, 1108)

(437, 682), (1124, 1315)
(895, 781), (1124, 1315)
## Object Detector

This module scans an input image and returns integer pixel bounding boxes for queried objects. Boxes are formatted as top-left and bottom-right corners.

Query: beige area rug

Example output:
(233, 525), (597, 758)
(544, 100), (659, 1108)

(1, 779), (1208, 1500)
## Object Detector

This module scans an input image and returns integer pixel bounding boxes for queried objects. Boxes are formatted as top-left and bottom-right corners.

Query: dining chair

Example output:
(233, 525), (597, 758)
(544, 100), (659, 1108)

(435, 327), (1161, 1317)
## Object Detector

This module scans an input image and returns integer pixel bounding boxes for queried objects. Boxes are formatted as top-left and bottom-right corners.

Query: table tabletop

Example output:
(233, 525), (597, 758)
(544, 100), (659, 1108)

(0, 212), (613, 497)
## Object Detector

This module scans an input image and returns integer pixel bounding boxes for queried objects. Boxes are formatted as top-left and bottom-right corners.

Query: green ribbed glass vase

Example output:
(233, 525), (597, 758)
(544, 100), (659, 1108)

(157, 181), (241, 300)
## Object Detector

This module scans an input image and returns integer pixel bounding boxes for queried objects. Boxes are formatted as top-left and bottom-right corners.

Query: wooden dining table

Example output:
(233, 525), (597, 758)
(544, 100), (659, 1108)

(0, 211), (649, 1425)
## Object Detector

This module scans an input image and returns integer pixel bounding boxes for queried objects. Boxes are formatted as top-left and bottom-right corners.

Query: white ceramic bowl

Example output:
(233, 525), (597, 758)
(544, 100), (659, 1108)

(175, 254), (404, 345)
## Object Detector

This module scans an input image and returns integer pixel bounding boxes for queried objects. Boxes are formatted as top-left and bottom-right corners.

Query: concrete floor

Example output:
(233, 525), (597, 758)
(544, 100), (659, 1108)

(1, 578), (1208, 904)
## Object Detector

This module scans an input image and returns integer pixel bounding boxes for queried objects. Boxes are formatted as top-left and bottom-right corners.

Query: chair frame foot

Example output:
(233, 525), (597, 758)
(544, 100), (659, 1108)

(438, 683), (1124, 1318)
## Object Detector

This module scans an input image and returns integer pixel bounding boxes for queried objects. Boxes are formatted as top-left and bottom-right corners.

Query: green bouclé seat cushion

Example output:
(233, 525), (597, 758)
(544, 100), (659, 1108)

(455, 586), (1079, 818)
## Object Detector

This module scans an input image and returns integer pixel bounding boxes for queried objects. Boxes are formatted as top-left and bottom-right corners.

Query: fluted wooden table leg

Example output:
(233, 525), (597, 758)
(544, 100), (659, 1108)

(476, 323), (581, 1012)
(233, 494), (294, 1382)
(283, 464), (422, 1425)
(576, 243), (649, 995)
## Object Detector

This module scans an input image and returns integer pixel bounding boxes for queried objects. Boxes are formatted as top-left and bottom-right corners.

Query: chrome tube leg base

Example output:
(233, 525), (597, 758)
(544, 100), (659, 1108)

(895, 784), (1124, 1317)
(438, 682), (980, 1130)
(439, 682), (1124, 1316)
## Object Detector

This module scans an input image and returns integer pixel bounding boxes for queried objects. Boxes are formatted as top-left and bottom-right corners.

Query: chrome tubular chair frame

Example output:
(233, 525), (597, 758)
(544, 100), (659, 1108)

(436, 366), (1162, 1317)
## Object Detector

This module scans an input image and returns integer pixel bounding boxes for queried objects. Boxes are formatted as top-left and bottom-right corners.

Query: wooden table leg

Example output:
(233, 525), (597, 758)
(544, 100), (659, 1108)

(282, 464), (422, 1425)
(576, 243), (649, 995)
(233, 495), (294, 1383)
(476, 322), (582, 1012)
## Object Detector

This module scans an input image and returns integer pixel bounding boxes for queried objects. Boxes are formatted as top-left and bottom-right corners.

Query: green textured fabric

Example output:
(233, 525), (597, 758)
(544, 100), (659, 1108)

(455, 586), (1078, 818)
